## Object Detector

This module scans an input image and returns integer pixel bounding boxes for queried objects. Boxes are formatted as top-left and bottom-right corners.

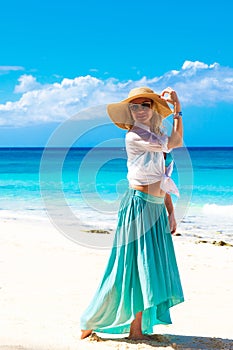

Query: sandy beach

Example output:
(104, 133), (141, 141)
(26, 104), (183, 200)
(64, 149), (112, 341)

(0, 217), (232, 350)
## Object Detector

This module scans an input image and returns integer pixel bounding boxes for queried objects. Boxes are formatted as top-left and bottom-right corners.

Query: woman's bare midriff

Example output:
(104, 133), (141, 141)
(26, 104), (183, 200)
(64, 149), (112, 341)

(130, 181), (165, 198)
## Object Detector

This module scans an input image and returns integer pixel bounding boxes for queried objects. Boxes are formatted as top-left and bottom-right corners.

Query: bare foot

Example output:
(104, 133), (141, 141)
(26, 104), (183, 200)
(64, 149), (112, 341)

(80, 329), (92, 339)
(129, 311), (151, 341)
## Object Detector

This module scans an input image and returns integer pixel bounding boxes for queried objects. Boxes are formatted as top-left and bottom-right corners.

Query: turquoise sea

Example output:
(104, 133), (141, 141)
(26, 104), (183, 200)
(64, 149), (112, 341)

(1, 147), (233, 245)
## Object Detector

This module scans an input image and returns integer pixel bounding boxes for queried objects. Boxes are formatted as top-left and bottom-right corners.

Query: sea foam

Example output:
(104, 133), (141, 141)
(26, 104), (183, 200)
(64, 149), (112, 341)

(202, 203), (233, 218)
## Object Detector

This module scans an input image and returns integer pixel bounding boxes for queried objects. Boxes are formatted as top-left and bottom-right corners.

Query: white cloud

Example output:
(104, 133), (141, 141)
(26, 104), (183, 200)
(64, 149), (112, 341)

(182, 60), (219, 71)
(0, 65), (24, 73)
(0, 60), (233, 127)
(14, 75), (42, 93)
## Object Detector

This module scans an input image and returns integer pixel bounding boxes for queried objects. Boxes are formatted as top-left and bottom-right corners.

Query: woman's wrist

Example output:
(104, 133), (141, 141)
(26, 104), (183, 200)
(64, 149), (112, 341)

(173, 111), (182, 119)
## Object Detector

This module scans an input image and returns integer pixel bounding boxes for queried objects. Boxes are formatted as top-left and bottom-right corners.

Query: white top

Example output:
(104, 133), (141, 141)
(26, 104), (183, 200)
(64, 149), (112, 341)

(125, 122), (179, 196)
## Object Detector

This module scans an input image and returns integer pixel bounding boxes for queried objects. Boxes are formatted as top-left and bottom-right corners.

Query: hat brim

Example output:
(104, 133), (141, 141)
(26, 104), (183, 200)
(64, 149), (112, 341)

(107, 93), (173, 130)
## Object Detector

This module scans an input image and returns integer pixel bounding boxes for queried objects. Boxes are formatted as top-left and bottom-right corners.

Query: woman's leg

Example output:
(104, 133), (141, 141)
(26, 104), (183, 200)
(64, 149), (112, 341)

(128, 312), (151, 340)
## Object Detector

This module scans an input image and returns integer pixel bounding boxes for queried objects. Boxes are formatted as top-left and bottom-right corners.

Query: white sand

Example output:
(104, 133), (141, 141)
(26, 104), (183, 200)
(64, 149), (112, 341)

(0, 217), (232, 350)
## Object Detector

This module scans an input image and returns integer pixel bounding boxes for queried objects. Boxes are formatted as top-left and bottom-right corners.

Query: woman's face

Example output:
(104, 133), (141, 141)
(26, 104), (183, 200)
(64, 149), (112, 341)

(129, 98), (153, 126)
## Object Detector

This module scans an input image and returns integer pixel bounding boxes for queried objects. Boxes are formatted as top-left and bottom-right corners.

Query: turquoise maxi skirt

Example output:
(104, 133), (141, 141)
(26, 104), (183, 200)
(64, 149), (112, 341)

(80, 189), (184, 334)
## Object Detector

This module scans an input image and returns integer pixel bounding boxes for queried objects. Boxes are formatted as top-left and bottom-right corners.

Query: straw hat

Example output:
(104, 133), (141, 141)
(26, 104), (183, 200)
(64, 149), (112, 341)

(107, 86), (173, 130)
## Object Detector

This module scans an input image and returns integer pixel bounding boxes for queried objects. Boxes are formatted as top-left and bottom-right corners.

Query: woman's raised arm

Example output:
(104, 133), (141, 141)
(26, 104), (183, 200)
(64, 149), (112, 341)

(160, 87), (183, 150)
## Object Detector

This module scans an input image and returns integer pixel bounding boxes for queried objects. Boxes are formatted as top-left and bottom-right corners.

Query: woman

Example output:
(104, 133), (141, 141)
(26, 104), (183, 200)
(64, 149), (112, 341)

(80, 86), (184, 340)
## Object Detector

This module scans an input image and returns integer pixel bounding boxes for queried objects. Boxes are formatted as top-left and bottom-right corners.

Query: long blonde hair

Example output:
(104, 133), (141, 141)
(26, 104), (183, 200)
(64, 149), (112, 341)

(150, 111), (163, 135)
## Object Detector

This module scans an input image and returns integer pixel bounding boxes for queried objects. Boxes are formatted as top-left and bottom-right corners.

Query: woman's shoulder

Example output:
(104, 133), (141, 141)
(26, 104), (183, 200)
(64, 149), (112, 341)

(126, 128), (144, 141)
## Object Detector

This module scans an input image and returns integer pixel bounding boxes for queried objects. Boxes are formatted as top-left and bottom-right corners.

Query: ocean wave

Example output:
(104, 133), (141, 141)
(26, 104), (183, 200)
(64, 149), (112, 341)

(202, 203), (233, 218)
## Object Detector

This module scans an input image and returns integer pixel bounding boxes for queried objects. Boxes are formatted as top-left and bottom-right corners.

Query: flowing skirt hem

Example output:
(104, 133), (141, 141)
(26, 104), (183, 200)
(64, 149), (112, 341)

(81, 295), (184, 334)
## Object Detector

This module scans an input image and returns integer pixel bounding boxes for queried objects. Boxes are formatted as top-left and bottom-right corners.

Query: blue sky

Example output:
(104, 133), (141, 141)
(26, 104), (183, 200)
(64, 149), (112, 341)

(0, 0), (233, 147)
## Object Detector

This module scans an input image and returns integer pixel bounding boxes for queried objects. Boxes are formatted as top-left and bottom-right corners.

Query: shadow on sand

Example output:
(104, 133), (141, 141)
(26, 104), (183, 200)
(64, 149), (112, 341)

(0, 334), (232, 350)
(88, 332), (233, 349)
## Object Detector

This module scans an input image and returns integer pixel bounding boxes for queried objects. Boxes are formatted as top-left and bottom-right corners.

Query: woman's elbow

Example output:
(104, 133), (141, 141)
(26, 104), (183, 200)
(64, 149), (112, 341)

(167, 138), (183, 150)
(176, 139), (183, 148)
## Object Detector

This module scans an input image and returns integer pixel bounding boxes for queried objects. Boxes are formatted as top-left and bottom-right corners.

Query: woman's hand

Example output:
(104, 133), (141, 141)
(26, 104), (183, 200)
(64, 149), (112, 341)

(160, 87), (181, 113)
(164, 193), (177, 234)
(168, 211), (177, 235)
